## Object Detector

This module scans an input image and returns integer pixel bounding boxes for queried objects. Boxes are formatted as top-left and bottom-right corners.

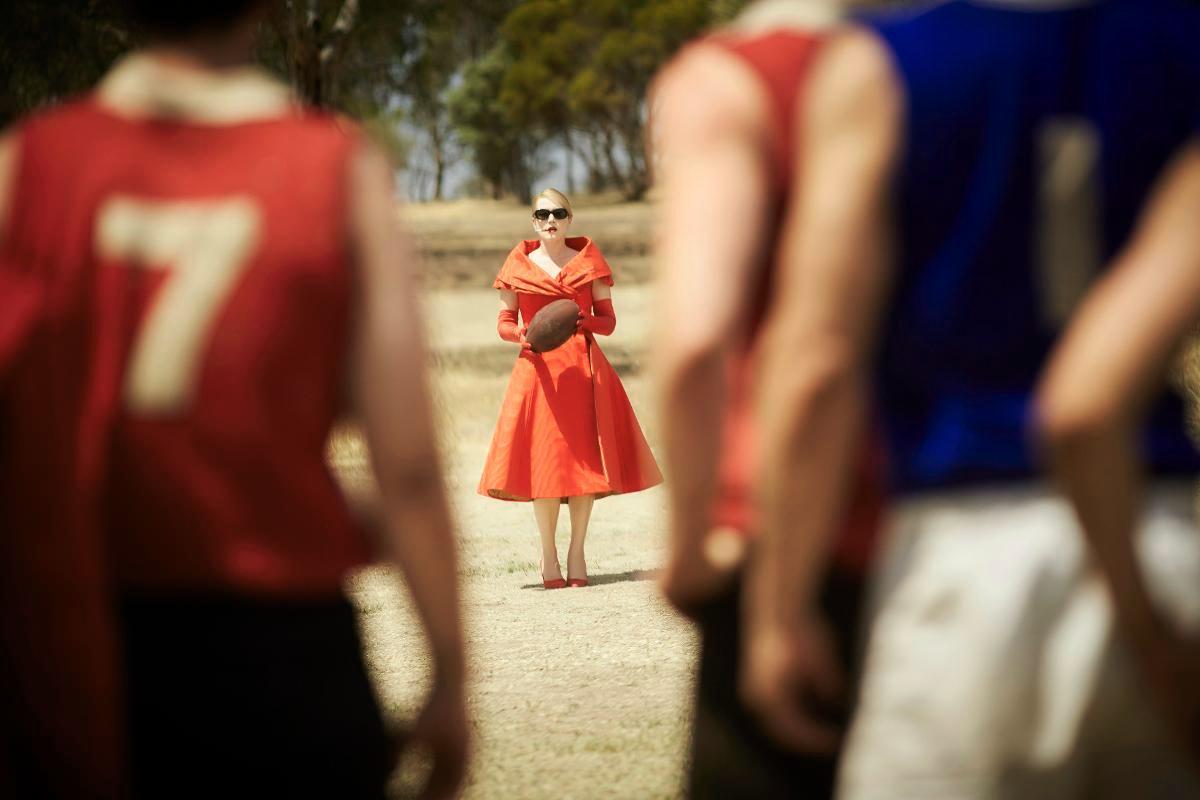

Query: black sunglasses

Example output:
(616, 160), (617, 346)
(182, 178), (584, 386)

(533, 208), (570, 221)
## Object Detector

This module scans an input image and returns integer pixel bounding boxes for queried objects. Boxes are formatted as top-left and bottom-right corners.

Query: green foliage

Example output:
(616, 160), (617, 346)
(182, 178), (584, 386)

(353, 0), (518, 199)
(1, 0), (751, 200)
(454, 0), (738, 200)
(262, 0), (426, 111)
(448, 43), (539, 202)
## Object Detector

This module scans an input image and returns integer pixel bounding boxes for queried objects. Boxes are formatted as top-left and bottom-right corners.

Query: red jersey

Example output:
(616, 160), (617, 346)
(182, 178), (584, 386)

(702, 27), (885, 574)
(9, 55), (368, 596)
(1, 217), (123, 795)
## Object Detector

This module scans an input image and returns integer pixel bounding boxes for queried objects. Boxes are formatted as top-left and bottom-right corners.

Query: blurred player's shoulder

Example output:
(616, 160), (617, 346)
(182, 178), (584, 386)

(650, 42), (766, 124)
(806, 25), (899, 115)
(651, 1), (849, 162)
(9, 90), (115, 170)
(648, 39), (770, 165)
(11, 54), (360, 192)
(653, 0), (841, 103)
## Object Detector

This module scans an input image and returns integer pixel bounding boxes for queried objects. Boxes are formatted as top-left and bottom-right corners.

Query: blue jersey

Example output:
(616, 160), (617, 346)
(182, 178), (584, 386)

(863, 0), (1200, 493)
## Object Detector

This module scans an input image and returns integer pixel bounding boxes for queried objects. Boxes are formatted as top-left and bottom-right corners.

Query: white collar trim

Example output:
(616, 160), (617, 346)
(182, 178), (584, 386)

(727, 0), (843, 35)
(97, 53), (295, 125)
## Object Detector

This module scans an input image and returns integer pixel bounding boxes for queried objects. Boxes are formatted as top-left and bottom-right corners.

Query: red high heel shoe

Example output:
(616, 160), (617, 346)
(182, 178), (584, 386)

(566, 577), (588, 588)
(543, 577), (567, 590)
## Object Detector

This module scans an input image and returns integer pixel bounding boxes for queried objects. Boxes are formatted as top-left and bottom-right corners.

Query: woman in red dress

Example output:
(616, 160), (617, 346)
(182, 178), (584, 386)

(479, 189), (662, 589)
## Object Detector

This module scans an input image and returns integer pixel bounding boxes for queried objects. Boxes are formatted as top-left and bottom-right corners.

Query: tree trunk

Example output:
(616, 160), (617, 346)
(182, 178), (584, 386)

(600, 126), (630, 197)
(510, 153), (532, 204)
(430, 123), (446, 202)
(619, 118), (648, 201)
(301, 0), (324, 104)
(581, 132), (607, 192)
(433, 157), (446, 202)
(512, 168), (533, 204)
(314, 0), (360, 106)
(564, 131), (576, 195)
(269, 0), (360, 108)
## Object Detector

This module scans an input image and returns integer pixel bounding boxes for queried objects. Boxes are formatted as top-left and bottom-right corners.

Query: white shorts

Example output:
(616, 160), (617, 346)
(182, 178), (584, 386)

(838, 483), (1200, 800)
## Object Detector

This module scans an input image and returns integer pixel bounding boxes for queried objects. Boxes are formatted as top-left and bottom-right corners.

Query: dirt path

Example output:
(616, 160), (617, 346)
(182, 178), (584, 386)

(335, 224), (699, 798)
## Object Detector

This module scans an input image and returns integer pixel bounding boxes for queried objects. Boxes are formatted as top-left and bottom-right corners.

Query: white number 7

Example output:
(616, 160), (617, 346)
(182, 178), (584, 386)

(95, 196), (261, 414)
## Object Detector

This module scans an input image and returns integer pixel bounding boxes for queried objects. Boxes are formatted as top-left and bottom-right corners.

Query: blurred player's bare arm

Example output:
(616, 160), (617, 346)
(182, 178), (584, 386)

(0, 135), (15, 242)
(743, 30), (900, 752)
(0, 133), (26, 364)
(1038, 140), (1200, 763)
(348, 144), (469, 798)
(651, 45), (772, 613)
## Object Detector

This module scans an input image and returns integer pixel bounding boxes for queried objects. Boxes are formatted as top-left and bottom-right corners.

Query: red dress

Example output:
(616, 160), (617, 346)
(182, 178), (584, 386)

(479, 237), (662, 502)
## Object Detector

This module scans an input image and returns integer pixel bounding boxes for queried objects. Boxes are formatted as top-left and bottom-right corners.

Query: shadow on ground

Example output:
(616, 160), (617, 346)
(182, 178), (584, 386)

(519, 568), (660, 590)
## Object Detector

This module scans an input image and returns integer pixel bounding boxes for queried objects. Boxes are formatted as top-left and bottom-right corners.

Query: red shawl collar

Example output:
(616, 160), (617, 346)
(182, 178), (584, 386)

(492, 236), (615, 297)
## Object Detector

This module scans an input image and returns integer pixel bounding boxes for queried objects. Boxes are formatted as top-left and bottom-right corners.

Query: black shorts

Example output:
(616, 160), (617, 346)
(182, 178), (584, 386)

(687, 568), (863, 799)
(120, 593), (393, 800)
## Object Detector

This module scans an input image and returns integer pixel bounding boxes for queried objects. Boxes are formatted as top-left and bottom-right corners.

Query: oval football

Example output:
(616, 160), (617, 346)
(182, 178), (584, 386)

(526, 299), (579, 353)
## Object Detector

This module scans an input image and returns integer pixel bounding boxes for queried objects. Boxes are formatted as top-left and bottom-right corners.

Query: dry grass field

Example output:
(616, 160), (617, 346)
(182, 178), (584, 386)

(330, 196), (698, 799)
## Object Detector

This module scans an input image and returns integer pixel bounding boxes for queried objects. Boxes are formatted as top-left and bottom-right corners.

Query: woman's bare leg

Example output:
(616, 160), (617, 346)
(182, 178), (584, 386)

(566, 494), (595, 581)
(533, 498), (562, 580)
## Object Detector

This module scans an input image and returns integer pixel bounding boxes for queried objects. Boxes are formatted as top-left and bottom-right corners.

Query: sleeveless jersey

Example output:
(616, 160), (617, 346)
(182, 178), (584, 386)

(1, 190), (123, 796)
(864, 0), (1200, 493)
(701, 26), (884, 573)
(7, 55), (367, 595)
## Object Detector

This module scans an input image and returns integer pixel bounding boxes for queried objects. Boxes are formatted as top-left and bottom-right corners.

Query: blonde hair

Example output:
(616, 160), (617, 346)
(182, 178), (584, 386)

(533, 187), (573, 217)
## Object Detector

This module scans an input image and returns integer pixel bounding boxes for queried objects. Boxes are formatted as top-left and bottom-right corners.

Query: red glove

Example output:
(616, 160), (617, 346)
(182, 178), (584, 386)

(577, 298), (616, 336)
(497, 309), (532, 349)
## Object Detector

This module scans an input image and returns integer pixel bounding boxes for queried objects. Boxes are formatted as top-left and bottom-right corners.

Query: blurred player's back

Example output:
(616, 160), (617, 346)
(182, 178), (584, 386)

(871, 0), (1200, 491)
(12, 55), (366, 592)
(3, 52), (399, 797)
(652, 3), (891, 796)
(827, 1), (1200, 796)
(2, 5), (470, 798)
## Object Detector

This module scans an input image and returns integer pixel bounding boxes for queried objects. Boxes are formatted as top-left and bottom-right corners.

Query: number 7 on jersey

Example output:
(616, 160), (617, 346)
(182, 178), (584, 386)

(95, 196), (261, 414)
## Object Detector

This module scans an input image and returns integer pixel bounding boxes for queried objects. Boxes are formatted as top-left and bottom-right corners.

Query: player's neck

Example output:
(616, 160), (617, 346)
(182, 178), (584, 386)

(146, 30), (259, 73)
